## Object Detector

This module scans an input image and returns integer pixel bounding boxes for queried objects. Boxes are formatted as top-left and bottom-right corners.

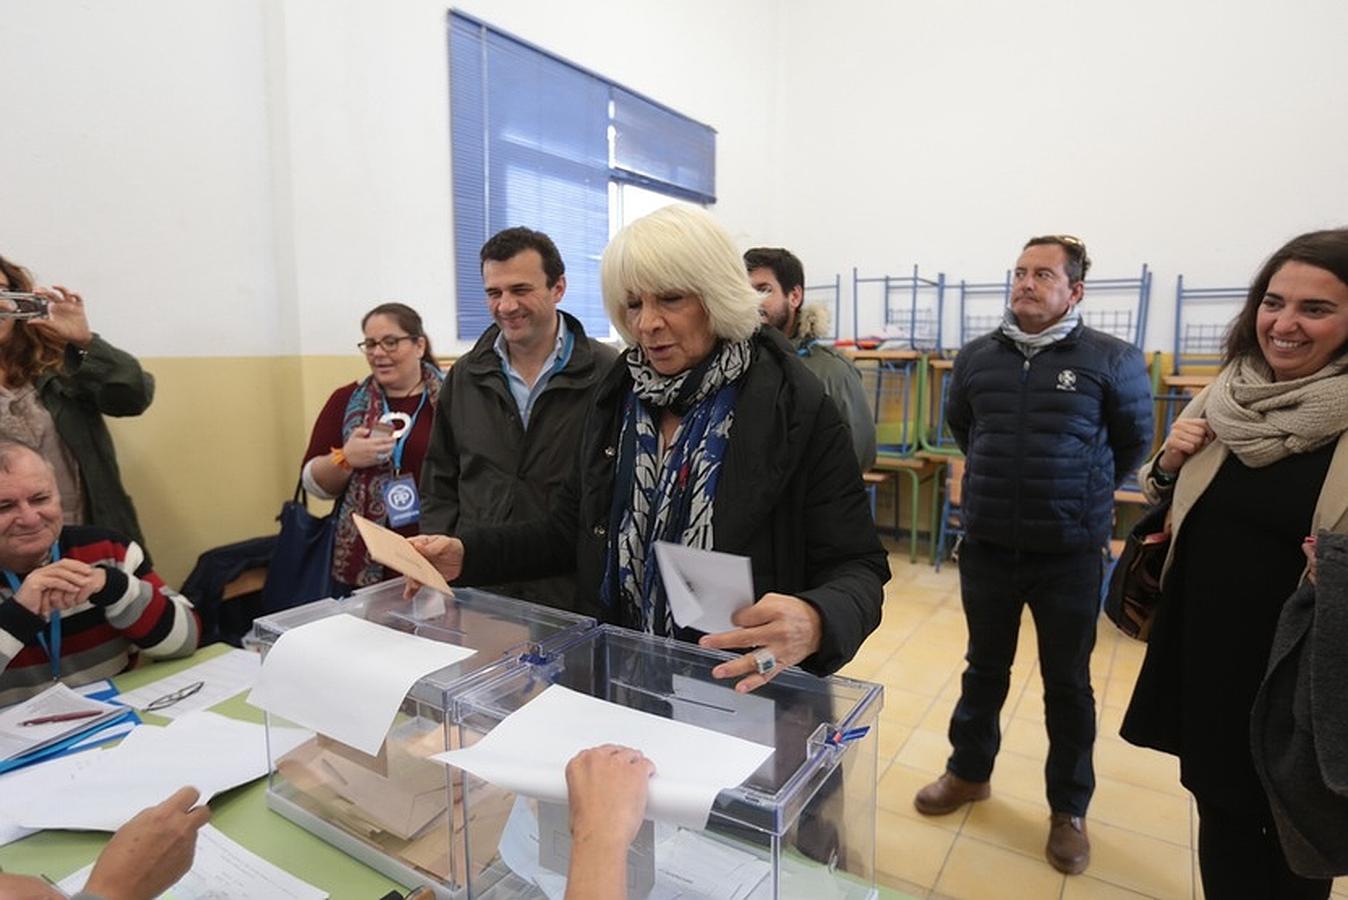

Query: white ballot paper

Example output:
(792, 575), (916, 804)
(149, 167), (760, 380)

(114, 647), (261, 719)
(432, 684), (774, 829)
(59, 824), (327, 899)
(9, 712), (310, 832)
(247, 613), (476, 755)
(653, 542), (754, 634)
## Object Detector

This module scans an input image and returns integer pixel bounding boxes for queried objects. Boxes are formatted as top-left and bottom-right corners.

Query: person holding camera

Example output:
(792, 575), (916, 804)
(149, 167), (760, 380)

(0, 254), (154, 552)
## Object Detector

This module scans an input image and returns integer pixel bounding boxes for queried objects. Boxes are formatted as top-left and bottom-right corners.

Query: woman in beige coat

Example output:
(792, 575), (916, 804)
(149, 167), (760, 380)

(1122, 228), (1348, 900)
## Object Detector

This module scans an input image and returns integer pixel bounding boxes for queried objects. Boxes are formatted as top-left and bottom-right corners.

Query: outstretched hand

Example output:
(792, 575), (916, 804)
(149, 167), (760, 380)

(83, 786), (211, 900)
(403, 534), (464, 598)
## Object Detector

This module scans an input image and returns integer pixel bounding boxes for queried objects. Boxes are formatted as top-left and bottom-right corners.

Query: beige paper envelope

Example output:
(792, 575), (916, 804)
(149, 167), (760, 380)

(352, 514), (453, 595)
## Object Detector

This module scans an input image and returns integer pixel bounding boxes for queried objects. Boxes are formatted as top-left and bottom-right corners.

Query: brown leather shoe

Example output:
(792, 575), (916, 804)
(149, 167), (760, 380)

(913, 771), (990, 816)
(1046, 812), (1090, 875)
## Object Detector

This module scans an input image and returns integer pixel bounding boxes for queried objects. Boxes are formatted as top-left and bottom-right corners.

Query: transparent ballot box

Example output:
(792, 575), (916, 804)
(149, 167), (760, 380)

(246, 579), (595, 898)
(450, 625), (884, 899)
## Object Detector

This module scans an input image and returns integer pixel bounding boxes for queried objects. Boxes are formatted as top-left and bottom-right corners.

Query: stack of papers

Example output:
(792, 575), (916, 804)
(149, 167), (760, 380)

(0, 684), (135, 774)
(59, 824), (327, 899)
(2, 711), (310, 832)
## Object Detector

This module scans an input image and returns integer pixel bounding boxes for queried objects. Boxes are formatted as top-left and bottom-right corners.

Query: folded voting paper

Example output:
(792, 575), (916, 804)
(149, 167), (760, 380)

(653, 542), (754, 634)
(352, 514), (453, 595)
(247, 613), (476, 755)
(432, 684), (774, 830)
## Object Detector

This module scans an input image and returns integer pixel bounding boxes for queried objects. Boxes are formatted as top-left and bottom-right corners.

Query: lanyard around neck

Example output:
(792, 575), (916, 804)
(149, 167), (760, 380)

(3, 543), (63, 680)
(380, 386), (430, 473)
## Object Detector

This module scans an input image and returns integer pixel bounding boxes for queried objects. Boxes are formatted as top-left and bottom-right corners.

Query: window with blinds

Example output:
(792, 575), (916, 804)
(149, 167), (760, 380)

(449, 12), (716, 341)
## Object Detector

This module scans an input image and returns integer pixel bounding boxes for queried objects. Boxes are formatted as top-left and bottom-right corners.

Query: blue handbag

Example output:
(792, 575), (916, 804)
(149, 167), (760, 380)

(260, 482), (337, 613)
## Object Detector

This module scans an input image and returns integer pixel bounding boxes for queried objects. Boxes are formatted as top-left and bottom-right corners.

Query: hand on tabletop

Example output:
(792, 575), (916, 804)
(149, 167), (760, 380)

(1156, 417), (1215, 476)
(700, 592), (823, 693)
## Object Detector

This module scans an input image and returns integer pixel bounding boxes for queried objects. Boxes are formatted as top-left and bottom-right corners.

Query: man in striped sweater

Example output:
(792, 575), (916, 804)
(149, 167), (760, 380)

(0, 439), (198, 706)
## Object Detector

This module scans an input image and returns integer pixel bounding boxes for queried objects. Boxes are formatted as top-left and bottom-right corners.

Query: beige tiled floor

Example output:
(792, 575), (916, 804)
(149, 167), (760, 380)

(845, 542), (1348, 900)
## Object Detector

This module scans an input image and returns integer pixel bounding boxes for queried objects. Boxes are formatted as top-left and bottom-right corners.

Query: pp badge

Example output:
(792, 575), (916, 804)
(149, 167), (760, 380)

(382, 474), (421, 528)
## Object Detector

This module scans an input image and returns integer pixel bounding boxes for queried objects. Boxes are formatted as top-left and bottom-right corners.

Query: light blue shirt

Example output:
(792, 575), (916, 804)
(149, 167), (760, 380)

(493, 313), (574, 430)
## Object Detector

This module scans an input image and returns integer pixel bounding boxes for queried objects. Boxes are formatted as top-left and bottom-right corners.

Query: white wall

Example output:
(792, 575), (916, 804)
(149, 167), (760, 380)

(0, 0), (282, 356)
(3, 0), (1347, 359)
(0, 0), (781, 358)
(773, 0), (1348, 351)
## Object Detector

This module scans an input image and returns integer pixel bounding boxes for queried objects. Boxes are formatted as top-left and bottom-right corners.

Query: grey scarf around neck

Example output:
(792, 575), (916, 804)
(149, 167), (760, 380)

(999, 307), (1081, 358)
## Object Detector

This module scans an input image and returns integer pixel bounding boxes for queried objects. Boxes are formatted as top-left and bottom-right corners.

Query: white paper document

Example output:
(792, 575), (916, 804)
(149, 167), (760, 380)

(59, 823), (327, 899)
(8, 712), (310, 832)
(0, 683), (127, 761)
(114, 647), (261, 719)
(432, 684), (774, 829)
(247, 613), (476, 755)
(0, 750), (101, 845)
(653, 542), (754, 634)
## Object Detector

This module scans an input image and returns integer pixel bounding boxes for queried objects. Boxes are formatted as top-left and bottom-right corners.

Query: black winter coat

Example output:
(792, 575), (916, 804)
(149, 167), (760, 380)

(36, 335), (155, 553)
(947, 324), (1153, 553)
(419, 312), (617, 609)
(457, 329), (889, 675)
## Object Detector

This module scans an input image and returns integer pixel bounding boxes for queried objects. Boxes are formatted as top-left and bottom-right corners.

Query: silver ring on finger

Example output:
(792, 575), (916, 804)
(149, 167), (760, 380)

(752, 647), (776, 675)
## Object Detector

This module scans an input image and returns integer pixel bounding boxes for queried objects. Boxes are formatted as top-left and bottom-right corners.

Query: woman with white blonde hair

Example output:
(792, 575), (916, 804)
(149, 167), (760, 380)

(410, 205), (887, 689)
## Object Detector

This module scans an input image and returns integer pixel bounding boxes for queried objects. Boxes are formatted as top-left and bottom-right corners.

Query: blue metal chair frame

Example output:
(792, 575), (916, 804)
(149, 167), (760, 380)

(802, 274), (842, 340)
(957, 274), (1012, 348)
(1155, 275), (1246, 434)
(933, 457), (965, 572)
(852, 265), (946, 350)
(1171, 275), (1245, 373)
(1079, 265), (1152, 349)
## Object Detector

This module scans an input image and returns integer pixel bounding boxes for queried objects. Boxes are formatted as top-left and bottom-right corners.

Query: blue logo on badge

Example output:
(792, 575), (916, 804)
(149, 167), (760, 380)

(382, 475), (422, 527)
(388, 482), (416, 511)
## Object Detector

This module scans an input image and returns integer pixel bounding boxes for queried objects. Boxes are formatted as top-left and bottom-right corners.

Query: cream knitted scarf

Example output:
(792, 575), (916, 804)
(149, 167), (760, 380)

(1206, 354), (1348, 467)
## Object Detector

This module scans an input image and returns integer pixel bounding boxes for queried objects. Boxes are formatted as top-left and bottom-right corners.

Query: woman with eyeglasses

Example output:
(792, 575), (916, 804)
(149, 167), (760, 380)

(300, 302), (444, 593)
(0, 253), (154, 551)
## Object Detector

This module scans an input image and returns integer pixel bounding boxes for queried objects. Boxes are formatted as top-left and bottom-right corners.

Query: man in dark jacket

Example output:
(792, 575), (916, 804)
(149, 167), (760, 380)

(745, 247), (876, 471)
(419, 228), (617, 610)
(913, 236), (1153, 876)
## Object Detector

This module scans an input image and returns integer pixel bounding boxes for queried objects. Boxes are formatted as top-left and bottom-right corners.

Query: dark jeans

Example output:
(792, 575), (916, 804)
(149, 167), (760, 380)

(946, 539), (1101, 816)
(1196, 800), (1332, 900)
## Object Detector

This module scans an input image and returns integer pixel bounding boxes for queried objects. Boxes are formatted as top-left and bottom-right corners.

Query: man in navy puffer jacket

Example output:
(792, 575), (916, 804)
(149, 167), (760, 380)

(914, 236), (1153, 876)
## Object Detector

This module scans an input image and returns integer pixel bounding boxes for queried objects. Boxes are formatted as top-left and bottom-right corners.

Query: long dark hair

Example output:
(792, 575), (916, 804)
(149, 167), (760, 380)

(0, 254), (65, 384)
(1224, 228), (1348, 365)
(361, 302), (437, 367)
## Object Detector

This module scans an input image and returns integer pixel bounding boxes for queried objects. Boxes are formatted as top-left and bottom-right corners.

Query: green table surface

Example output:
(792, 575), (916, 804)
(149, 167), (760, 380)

(1, 646), (915, 900)
(0, 645), (398, 899)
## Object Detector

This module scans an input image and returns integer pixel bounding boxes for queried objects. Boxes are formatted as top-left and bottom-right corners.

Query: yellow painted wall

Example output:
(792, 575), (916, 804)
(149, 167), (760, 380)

(106, 355), (369, 585)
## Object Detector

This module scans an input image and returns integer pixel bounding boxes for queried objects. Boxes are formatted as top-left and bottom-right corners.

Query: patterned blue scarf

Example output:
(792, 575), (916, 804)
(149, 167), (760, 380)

(602, 339), (753, 634)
